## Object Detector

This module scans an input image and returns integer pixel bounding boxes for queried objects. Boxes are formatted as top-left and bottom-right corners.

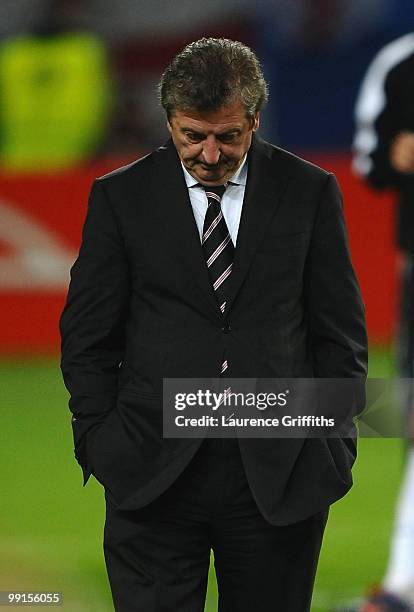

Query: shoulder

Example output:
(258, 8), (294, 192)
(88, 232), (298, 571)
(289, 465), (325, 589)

(360, 33), (414, 94)
(353, 33), (414, 130)
(370, 33), (414, 75)
(94, 141), (173, 189)
(255, 136), (330, 182)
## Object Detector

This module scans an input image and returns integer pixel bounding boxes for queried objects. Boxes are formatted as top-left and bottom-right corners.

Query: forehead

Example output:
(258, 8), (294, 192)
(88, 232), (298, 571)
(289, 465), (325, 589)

(171, 99), (250, 133)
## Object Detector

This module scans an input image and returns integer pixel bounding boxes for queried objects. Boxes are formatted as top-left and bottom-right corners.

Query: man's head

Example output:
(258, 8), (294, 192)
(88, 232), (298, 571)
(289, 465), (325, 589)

(159, 38), (268, 185)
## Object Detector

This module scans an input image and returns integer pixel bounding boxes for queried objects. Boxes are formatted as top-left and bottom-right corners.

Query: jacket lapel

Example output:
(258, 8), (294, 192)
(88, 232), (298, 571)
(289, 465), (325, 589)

(225, 135), (290, 313)
(154, 141), (223, 320)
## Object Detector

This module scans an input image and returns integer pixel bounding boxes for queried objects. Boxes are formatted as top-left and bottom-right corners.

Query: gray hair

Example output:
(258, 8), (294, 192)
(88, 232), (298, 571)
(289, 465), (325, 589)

(159, 38), (269, 119)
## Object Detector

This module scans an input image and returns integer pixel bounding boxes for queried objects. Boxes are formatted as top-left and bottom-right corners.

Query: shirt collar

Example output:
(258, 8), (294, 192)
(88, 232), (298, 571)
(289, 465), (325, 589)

(181, 154), (248, 189)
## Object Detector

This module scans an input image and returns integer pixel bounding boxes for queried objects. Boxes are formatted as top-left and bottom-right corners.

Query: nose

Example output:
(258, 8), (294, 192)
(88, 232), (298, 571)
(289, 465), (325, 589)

(201, 135), (220, 165)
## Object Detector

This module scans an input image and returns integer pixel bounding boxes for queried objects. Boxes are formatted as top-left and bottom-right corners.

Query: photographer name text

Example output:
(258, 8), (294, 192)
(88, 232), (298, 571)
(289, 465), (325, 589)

(175, 415), (335, 428)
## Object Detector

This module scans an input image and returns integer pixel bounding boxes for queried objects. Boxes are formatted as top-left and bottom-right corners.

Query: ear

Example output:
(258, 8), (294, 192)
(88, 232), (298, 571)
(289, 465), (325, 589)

(167, 120), (172, 134)
(253, 112), (260, 132)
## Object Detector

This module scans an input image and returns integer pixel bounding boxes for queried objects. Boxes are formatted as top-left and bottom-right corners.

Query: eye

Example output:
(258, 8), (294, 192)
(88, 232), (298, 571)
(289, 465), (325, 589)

(185, 132), (204, 143)
(218, 133), (238, 144)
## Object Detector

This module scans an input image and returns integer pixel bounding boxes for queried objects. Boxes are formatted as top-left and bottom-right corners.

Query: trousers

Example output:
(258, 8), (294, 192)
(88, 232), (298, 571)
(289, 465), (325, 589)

(103, 438), (328, 611)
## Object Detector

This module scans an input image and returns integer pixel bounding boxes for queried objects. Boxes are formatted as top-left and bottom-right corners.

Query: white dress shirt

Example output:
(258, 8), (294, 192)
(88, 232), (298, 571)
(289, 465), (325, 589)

(181, 157), (248, 246)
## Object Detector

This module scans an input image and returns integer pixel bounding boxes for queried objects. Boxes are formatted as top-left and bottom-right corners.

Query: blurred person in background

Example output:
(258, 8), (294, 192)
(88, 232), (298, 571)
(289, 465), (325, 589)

(0, 0), (111, 171)
(255, 0), (414, 150)
(60, 37), (367, 611)
(345, 32), (414, 612)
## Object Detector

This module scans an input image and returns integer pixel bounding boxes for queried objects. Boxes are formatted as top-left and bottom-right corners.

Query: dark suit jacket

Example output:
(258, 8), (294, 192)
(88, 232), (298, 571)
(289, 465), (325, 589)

(60, 134), (367, 525)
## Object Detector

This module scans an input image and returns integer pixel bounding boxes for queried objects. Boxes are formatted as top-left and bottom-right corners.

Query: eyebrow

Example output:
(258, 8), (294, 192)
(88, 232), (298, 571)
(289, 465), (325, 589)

(180, 128), (242, 137)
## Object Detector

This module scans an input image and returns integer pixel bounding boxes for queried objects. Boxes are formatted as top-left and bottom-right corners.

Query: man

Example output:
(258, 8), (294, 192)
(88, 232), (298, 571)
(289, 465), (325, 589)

(60, 38), (367, 611)
(347, 32), (414, 612)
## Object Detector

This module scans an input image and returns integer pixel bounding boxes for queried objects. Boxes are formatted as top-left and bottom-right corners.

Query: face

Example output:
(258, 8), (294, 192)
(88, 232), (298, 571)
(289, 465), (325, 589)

(167, 99), (259, 186)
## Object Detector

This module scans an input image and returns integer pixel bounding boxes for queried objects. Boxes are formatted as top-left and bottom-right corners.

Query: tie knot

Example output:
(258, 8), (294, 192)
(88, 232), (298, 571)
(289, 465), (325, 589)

(202, 184), (226, 201)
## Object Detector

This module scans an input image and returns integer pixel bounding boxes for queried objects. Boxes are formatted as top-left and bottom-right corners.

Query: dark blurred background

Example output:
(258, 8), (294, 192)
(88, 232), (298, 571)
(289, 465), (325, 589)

(0, 1), (412, 610)
(2, 0), (414, 156)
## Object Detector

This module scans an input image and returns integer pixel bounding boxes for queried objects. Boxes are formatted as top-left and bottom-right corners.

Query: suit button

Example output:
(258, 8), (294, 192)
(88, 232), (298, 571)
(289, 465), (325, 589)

(221, 324), (231, 333)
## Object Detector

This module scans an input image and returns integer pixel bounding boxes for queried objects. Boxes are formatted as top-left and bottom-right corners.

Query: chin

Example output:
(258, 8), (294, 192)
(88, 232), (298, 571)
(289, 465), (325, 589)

(198, 170), (221, 179)
(201, 176), (225, 185)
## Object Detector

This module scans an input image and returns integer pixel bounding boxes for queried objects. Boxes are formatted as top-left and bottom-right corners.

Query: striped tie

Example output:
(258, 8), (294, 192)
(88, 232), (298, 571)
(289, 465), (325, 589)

(201, 184), (234, 376)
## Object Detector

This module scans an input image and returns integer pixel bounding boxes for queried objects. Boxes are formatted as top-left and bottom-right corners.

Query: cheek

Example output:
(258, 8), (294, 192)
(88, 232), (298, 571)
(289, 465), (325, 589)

(171, 134), (196, 157)
(222, 145), (245, 161)
(173, 138), (191, 158)
(180, 142), (201, 158)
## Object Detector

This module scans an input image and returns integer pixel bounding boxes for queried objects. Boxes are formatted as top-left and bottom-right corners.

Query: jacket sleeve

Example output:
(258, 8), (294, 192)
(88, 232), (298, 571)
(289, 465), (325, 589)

(353, 49), (407, 190)
(60, 179), (130, 485)
(304, 174), (368, 421)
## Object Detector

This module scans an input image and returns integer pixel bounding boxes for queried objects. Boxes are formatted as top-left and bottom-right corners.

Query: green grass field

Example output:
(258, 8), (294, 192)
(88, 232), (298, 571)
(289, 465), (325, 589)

(0, 347), (405, 611)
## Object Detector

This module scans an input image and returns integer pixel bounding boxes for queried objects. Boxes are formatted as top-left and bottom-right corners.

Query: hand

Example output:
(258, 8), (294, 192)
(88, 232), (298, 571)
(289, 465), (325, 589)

(390, 131), (414, 173)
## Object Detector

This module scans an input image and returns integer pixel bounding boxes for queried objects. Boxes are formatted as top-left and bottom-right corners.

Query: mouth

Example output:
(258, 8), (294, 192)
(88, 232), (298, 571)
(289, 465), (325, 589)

(184, 158), (233, 177)
(200, 164), (220, 171)
(198, 158), (229, 169)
